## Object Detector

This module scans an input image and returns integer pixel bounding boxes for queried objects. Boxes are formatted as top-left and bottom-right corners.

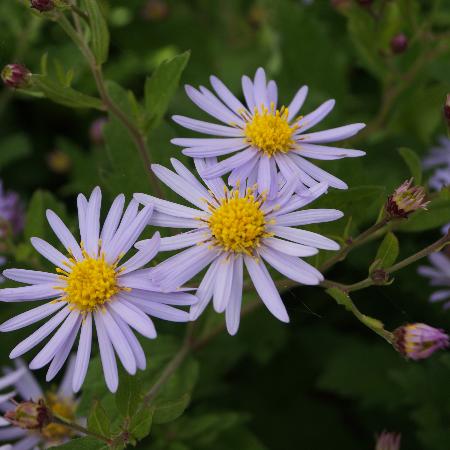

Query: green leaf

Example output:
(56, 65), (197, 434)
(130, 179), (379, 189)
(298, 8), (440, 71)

(129, 406), (153, 440)
(51, 437), (107, 450)
(398, 147), (422, 184)
(83, 0), (110, 64)
(0, 134), (31, 169)
(373, 232), (399, 270)
(88, 401), (111, 438)
(144, 51), (190, 130)
(116, 371), (143, 418)
(32, 75), (104, 110)
(153, 392), (191, 425)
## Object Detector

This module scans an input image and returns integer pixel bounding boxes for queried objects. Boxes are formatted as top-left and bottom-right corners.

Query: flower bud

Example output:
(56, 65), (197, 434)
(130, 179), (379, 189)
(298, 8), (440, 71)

(390, 33), (408, 54)
(371, 269), (389, 284)
(1, 64), (31, 89)
(30, 0), (55, 12)
(376, 431), (401, 450)
(385, 179), (429, 219)
(394, 323), (449, 360)
(89, 117), (108, 146)
(4, 399), (52, 431)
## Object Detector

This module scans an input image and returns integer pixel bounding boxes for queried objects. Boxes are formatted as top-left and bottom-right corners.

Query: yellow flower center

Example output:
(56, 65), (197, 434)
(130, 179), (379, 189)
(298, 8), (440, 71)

(208, 189), (271, 254)
(243, 104), (297, 157)
(41, 393), (76, 443)
(57, 251), (120, 313)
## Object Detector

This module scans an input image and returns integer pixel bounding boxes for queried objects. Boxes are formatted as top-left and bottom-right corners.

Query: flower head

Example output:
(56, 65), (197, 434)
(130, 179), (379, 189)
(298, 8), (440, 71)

(135, 158), (342, 334)
(1, 64), (31, 89)
(375, 431), (401, 450)
(385, 179), (428, 219)
(171, 67), (366, 199)
(393, 323), (449, 360)
(0, 181), (24, 238)
(0, 187), (196, 393)
(0, 359), (79, 450)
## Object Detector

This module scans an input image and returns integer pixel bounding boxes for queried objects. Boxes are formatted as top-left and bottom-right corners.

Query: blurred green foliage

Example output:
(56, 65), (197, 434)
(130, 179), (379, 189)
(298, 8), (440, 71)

(1, 0), (450, 449)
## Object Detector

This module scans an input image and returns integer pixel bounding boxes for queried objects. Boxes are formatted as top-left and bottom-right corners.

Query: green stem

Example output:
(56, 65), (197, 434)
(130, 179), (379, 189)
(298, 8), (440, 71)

(52, 415), (112, 445)
(56, 14), (164, 197)
(319, 217), (390, 273)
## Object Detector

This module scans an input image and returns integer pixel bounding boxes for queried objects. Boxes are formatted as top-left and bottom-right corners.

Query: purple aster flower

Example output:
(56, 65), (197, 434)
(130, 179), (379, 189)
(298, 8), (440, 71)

(0, 359), (81, 450)
(0, 187), (196, 393)
(0, 182), (24, 238)
(423, 136), (450, 191)
(418, 252), (450, 308)
(171, 67), (366, 199)
(393, 323), (449, 360)
(375, 431), (401, 450)
(135, 158), (342, 334)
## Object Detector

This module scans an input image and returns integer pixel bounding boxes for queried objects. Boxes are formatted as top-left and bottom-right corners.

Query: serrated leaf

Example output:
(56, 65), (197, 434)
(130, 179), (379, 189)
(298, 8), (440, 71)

(129, 406), (153, 440)
(32, 75), (104, 110)
(88, 401), (111, 438)
(373, 232), (399, 270)
(398, 147), (422, 184)
(144, 51), (190, 130)
(83, 0), (110, 64)
(116, 371), (143, 418)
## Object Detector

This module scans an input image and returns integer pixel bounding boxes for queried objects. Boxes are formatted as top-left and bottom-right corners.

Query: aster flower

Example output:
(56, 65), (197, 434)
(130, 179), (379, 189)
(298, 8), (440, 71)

(135, 158), (342, 334)
(418, 252), (450, 308)
(375, 431), (401, 450)
(1, 359), (80, 450)
(423, 137), (450, 191)
(171, 67), (365, 199)
(393, 323), (449, 360)
(0, 182), (24, 238)
(0, 187), (196, 393)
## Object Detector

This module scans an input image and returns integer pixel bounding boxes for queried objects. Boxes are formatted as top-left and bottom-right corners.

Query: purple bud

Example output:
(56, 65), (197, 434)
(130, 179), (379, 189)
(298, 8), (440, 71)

(390, 33), (408, 54)
(394, 323), (449, 360)
(30, 0), (55, 12)
(385, 179), (429, 219)
(1, 64), (31, 89)
(375, 431), (401, 450)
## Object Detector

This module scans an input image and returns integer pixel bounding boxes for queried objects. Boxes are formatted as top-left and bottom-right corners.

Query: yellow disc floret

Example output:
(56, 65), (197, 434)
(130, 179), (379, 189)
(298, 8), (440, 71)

(41, 392), (77, 443)
(243, 104), (297, 157)
(208, 189), (270, 254)
(57, 251), (120, 313)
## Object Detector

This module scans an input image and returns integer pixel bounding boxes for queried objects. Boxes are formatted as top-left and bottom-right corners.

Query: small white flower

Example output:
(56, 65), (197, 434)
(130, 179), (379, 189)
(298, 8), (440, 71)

(135, 158), (342, 335)
(0, 188), (196, 393)
(171, 67), (365, 199)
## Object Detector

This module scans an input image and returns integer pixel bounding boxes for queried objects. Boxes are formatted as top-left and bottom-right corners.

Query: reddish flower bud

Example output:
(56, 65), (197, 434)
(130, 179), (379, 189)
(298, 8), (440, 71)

(386, 179), (429, 219)
(376, 431), (401, 450)
(390, 33), (408, 54)
(4, 399), (52, 431)
(30, 0), (55, 12)
(444, 94), (450, 127)
(394, 323), (449, 360)
(1, 64), (31, 89)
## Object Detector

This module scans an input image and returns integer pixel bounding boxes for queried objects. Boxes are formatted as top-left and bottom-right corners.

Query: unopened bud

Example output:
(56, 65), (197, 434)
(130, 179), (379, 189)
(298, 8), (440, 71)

(371, 269), (389, 284)
(444, 94), (450, 128)
(386, 179), (429, 219)
(394, 323), (449, 360)
(1, 64), (31, 89)
(89, 117), (108, 145)
(375, 431), (401, 450)
(4, 399), (52, 431)
(390, 33), (408, 54)
(30, 0), (55, 11)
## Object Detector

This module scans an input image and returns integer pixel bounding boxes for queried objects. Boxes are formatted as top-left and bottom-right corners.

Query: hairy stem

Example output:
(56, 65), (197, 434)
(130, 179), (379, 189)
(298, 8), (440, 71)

(57, 14), (164, 197)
